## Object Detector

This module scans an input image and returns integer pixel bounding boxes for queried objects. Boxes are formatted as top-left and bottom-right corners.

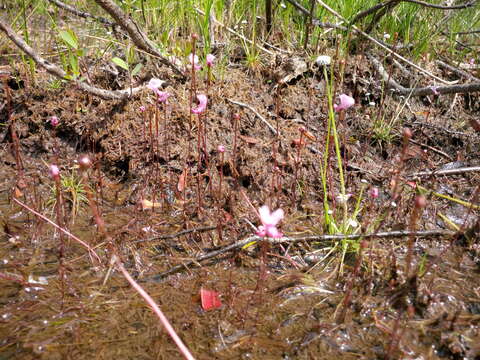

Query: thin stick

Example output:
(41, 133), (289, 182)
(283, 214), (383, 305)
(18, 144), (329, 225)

(93, 0), (184, 77)
(134, 226), (217, 243)
(12, 198), (101, 264)
(194, 8), (274, 56)
(227, 98), (277, 135)
(150, 229), (453, 280)
(408, 166), (480, 178)
(47, 0), (114, 25)
(113, 256), (196, 360)
(370, 55), (480, 96)
(0, 18), (145, 100)
(408, 138), (452, 160)
(315, 0), (456, 85)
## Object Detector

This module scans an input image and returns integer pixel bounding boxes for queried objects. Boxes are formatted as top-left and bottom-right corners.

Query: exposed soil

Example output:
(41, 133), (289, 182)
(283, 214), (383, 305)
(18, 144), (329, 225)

(1, 49), (480, 359)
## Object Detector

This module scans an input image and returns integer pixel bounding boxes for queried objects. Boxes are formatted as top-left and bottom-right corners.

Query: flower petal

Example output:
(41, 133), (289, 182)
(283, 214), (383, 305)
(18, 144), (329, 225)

(191, 94), (207, 114)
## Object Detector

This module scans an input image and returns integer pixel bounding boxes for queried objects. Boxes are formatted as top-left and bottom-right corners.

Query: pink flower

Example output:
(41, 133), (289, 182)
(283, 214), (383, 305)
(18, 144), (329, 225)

(50, 116), (59, 127)
(189, 53), (201, 71)
(369, 187), (379, 199)
(192, 94), (207, 114)
(470, 58), (475, 65)
(206, 54), (215, 67)
(217, 145), (225, 153)
(139, 105), (146, 112)
(430, 86), (439, 96)
(147, 78), (164, 93)
(256, 205), (284, 238)
(78, 155), (91, 170)
(157, 91), (171, 103)
(333, 94), (355, 112)
(49, 164), (60, 179)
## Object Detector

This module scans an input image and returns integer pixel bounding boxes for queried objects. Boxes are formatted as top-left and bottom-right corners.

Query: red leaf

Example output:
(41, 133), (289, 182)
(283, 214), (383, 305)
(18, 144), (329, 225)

(200, 288), (222, 311)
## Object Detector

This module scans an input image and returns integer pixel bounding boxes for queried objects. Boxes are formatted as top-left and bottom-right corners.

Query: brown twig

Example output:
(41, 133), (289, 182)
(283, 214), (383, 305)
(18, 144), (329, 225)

(149, 229), (453, 280)
(315, 0), (455, 85)
(134, 225), (217, 243)
(47, 0), (114, 26)
(0, 17), (145, 100)
(92, 0), (185, 78)
(408, 165), (480, 178)
(436, 60), (480, 82)
(351, 0), (475, 25)
(227, 98), (278, 135)
(370, 55), (480, 96)
(408, 138), (452, 160)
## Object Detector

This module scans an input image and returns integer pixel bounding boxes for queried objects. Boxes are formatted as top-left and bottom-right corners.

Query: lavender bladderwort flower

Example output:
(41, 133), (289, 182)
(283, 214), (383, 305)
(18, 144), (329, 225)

(189, 53), (201, 71)
(369, 187), (379, 199)
(147, 78), (164, 94)
(256, 205), (284, 238)
(50, 116), (59, 127)
(206, 54), (215, 67)
(49, 164), (60, 180)
(333, 94), (355, 112)
(192, 94), (207, 114)
(157, 91), (171, 103)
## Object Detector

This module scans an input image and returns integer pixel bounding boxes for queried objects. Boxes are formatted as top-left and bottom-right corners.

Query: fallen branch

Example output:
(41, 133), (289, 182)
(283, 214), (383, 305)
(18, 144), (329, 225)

(370, 55), (480, 96)
(194, 7), (274, 56)
(351, 0), (475, 24)
(398, 0), (475, 10)
(134, 225), (217, 243)
(436, 60), (480, 82)
(93, 0), (184, 78)
(47, 0), (114, 26)
(113, 255), (196, 360)
(315, 0), (455, 85)
(150, 229), (453, 280)
(0, 17), (146, 100)
(12, 197), (101, 264)
(408, 138), (452, 160)
(283, 0), (347, 30)
(227, 98), (278, 135)
(408, 166), (480, 178)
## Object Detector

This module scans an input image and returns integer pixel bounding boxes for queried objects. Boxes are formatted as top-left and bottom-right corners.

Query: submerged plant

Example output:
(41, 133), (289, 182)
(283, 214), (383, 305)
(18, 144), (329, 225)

(47, 168), (87, 220)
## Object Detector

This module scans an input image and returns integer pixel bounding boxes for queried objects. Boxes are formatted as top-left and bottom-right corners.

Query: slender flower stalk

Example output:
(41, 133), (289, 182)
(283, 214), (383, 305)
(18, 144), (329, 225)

(217, 145), (225, 199)
(50, 163), (66, 306)
(114, 256), (196, 360)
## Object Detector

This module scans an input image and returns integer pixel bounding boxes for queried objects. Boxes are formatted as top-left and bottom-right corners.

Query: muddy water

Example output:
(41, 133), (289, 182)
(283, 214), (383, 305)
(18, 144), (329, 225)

(1, 154), (479, 360)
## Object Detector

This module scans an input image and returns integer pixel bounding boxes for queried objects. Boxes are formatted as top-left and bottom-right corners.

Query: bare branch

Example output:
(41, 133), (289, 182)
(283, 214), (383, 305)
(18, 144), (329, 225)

(352, 0), (476, 24)
(227, 98), (278, 135)
(370, 55), (480, 96)
(436, 60), (480, 82)
(92, 0), (185, 78)
(150, 229), (453, 280)
(400, 0), (476, 10)
(0, 17), (143, 100)
(408, 166), (480, 178)
(47, 0), (114, 26)
(316, 0), (456, 85)
(283, 0), (347, 30)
